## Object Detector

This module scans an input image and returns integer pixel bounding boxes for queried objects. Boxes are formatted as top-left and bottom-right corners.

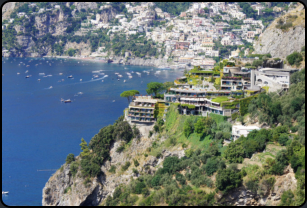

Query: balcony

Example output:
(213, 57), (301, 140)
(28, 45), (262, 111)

(129, 102), (155, 108)
(128, 114), (154, 118)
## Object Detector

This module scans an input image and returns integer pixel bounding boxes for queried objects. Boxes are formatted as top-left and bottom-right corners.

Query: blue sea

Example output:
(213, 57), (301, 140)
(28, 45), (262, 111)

(2, 57), (182, 206)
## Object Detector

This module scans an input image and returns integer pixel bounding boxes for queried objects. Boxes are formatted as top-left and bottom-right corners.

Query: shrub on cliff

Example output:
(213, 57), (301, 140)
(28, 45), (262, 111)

(66, 153), (75, 164)
(287, 51), (303, 66)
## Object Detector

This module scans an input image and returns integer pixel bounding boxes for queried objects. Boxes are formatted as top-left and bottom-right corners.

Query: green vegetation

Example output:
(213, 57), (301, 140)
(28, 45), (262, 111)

(146, 82), (164, 96)
(121, 161), (131, 171)
(211, 96), (229, 103)
(154, 2), (192, 16)
(286, 51), (303, 66)
(120, 90), (140, 103)
(109, 165), (116, 174)
(65, 153), (75, 164)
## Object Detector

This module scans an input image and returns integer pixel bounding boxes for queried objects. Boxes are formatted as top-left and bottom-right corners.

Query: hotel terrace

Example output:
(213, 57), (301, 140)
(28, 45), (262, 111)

(126, 96), (157, 123)
(164, 67), (267, 117)
(164, 87), (239, 116)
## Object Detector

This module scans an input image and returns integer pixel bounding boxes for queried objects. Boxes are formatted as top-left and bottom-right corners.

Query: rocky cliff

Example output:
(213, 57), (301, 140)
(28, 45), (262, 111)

(42, 124), (185, 206)
(254, 4), (305, 58)
(218, 165), (297, 206)
(2, 2), (17, 19)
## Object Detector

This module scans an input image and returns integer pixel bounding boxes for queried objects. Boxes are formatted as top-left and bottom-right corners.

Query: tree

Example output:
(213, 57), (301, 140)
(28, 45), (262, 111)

(120, 90), (140, 103)
(146, 82), (164, 96)
(278, 134), (289, 146)
(80, 138), (90, 158)
(183, 120), (193, 138)
(204, 158), (218, 176)
(216, 169), (242, 193)
(66, 153), (75, 164)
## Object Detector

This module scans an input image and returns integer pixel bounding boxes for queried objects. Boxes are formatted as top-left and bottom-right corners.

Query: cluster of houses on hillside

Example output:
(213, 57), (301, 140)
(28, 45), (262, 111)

(3, 2), (289, 66)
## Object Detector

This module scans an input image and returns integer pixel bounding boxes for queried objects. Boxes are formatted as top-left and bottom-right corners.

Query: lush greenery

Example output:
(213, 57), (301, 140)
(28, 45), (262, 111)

(120, 90), (140, 103)
(286, 51), (303, 66)
(154, 2), (192, 16)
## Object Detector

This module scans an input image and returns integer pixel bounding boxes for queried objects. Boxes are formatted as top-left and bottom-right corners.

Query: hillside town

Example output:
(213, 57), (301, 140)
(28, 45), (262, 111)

(2, 2), (298, 70)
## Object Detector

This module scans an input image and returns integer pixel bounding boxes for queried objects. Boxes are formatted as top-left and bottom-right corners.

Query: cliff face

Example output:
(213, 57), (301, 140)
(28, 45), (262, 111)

(2, 2), (16, 19)
(218, 165), (297, 206)
(72, 2), (98, 11)
(42, 160), (104, 206)
(254, 4), (305, 58)
(34, 10), (69, 37)
(99, 7), (117, 23)
(42, 124), (185, 206)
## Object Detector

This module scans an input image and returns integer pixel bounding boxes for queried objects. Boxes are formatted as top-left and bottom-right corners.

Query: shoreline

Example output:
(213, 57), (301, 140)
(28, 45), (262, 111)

(42, 55), (177, 69)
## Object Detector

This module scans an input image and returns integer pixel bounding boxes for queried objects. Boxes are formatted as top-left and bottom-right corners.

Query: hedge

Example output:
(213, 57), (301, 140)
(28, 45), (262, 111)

(239, 94), (260, 116)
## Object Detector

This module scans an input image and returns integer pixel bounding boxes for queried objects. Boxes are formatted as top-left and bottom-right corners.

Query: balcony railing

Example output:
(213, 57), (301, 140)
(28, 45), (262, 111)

(129, 109), (153, 113)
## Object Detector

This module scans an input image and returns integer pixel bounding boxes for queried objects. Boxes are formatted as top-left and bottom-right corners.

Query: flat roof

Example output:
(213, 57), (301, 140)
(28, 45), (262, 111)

(232, 72), (250, 75)
(232, 125), (261, 130)
(261, 68), (298, 72)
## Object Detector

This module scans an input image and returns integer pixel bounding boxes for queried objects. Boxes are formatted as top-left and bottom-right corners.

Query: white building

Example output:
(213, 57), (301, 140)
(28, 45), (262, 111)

(38, 8), (45, 13)
(232, 125), (261, 141)
(254, 68), (298, 92)
(17, 12), (26, 18)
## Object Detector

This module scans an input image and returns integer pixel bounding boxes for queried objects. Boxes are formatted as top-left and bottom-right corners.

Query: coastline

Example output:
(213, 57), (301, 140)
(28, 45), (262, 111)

(42, 55), (174, 68)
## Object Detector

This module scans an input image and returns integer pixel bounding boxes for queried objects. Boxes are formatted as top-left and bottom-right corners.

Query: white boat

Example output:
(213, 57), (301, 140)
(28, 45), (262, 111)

(93, 75), (99, 78)
(49, 86), (53, 89)
(25, 70), (29, 73)
(2, 191), (9, 195)
(59, 73), (63, 75)
(17, 72), (20, 75)
(112, 100), (115, 102)
(77, 92), (83, 95)
(47, 74), (52, 77)
(103, 75), (108, 78)
(25, 75), (30, 78)
(80, 79), (82, 81)
(92, 71), (100, 73)
(39, 73), (45, 76)
(136, 72), (141, 76)
(115, 72), (119, 75)
(128, 75), (133, 79)
(101, 80), (104, 82)
(61, 98), (71, 103)
(123, 80), (126, 82)
(67, 75), (73, 78)
(118, 74), (123, 78)
(38, 79), (41, 81)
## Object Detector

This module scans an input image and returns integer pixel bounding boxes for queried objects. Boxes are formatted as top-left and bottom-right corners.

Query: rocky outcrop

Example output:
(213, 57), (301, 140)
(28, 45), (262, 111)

(218, 165), (297, 206)
(2, 2), (16, 19)
(42, 124), (185, 206)
(34, 10), (69, 37)
(254, 4), (305, 59)
(73, 2), (98, 11)
(99, 7), (117, 23)
(262, 59), (284, 68)
(64, 41), (92, 56)
(42, 160), (104, 206)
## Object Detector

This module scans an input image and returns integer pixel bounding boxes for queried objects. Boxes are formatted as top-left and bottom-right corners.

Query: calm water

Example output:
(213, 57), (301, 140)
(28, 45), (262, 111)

(2, 57), (182, 206)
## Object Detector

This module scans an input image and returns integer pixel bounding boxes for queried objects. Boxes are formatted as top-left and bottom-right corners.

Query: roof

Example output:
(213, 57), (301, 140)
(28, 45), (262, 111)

(232, 125), (261, 130)
(260, 68), (298, 72)
(232, 72), (250, 75)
